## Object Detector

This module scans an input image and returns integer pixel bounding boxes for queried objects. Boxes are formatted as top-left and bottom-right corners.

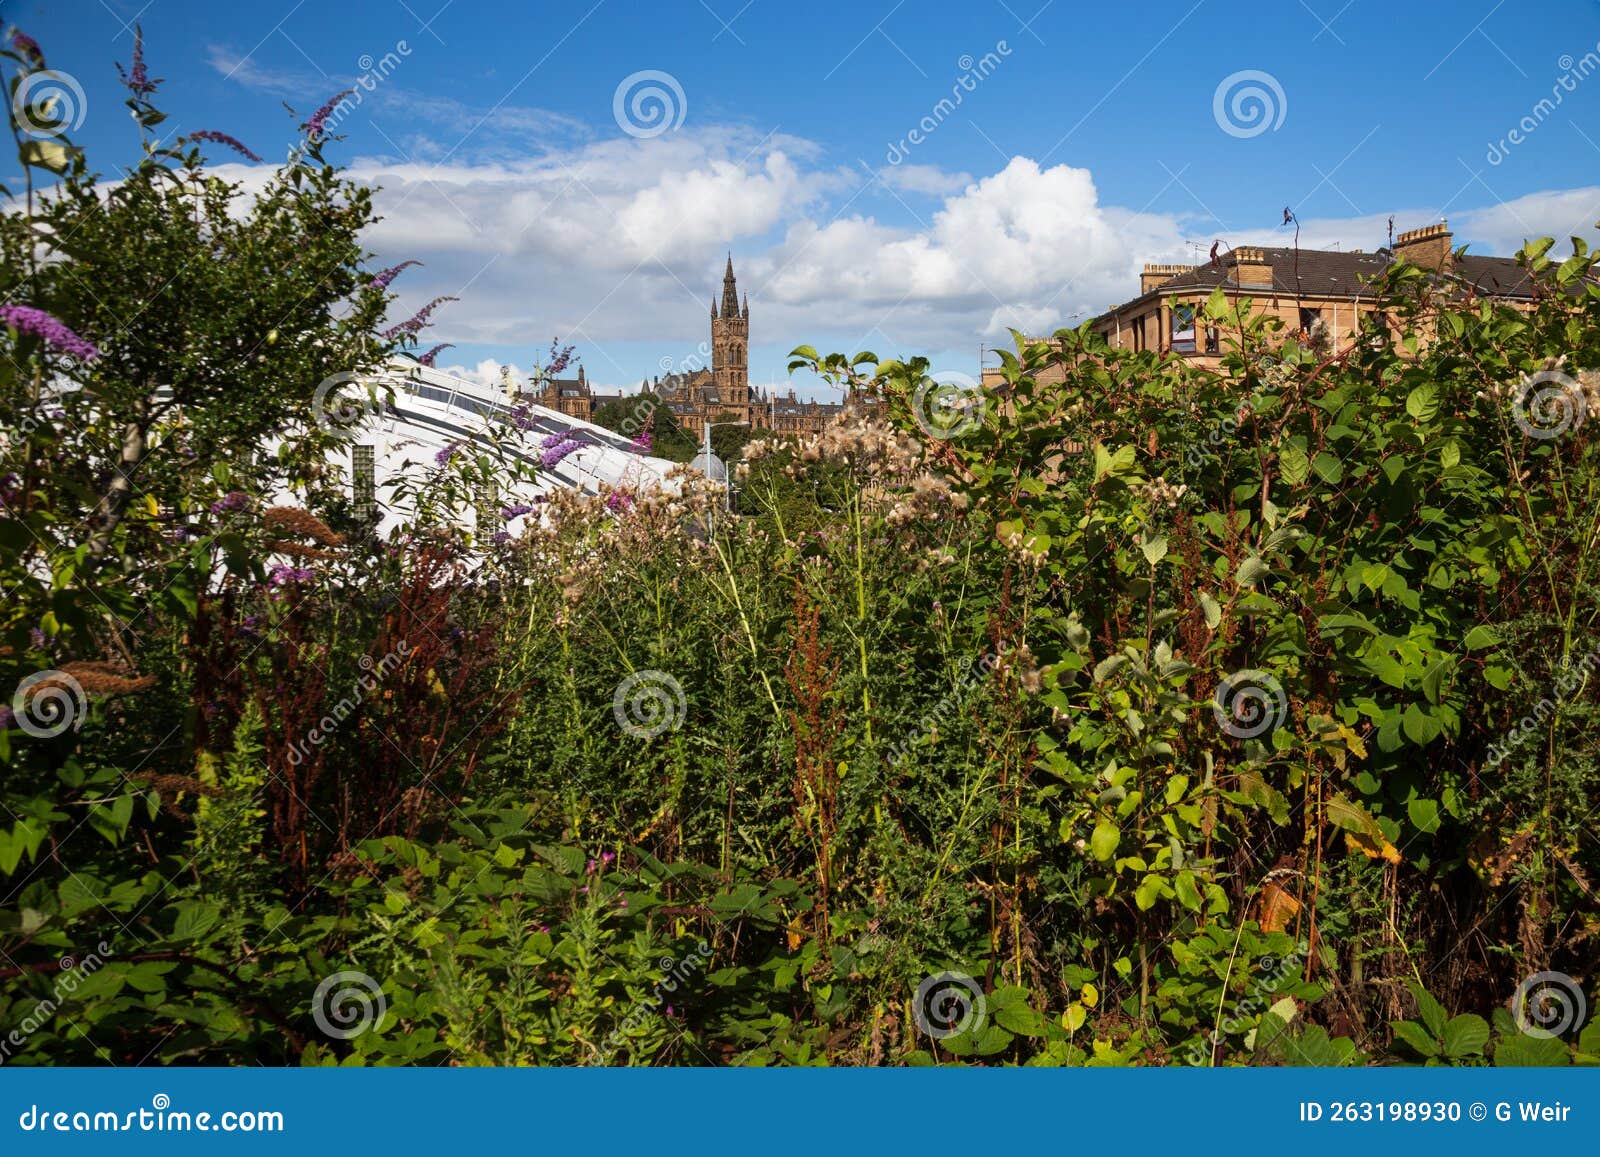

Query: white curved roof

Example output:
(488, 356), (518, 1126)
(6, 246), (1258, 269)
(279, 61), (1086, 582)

(325, 359), (679, 538)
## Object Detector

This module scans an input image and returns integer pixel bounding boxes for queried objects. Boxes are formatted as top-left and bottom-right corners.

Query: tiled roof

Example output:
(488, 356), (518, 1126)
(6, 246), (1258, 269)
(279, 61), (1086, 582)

(1096, 247), (1539, 327)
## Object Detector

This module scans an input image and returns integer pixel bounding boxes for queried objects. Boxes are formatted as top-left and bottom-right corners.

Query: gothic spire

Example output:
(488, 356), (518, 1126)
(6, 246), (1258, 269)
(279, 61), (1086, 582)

(721, 253), (739, 319)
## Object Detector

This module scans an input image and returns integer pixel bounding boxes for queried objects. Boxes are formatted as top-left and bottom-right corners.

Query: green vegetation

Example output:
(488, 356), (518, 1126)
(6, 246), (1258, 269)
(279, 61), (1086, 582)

(2, 32), (1597, 1067)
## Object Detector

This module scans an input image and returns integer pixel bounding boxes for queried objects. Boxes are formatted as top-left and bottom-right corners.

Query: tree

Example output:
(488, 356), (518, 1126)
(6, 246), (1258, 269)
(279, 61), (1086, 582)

(591, 392), (697, 462)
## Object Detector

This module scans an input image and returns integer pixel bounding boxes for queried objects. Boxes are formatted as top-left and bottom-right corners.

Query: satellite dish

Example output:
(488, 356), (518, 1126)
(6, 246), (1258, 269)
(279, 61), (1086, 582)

(690, 451), (727, 482)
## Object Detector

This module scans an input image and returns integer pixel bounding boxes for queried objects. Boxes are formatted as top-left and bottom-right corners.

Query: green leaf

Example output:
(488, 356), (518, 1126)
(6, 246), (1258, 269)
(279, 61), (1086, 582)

(1140, 535), (1168, 565)
(1089, 819), (1120, 862)
(1198, 593), (1222, 630)
(1390, 1019), (1440, 1057)
(1093, 442), (1136, 482)
(19, 139), (80, 174)
(992, 1003), (1047, 1037)
(1408, 981), (1448, 1038)
(1494, 1032), (1572, 1067)
(1405, 384), (1439, 421)
(1402, 704), (1443, 746)
(1310, 451), (1344, 484)
(1234, 556), (1269, 588)
(1407, 798), (1441, 834)
(1442, 1014), (1490, 1057)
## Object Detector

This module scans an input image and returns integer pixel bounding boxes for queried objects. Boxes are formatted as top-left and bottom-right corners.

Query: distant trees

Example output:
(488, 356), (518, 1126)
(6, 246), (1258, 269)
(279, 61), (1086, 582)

(591, 392), (697, 462)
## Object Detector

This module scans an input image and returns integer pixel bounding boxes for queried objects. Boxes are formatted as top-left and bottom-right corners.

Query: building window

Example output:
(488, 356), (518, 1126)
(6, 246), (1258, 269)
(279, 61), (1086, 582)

(1133, 314), (1145, 353)
(1298, 306), (1322, 332)
(476, 477), (499, 536)
(352, 444), (376, 522)
(1170, 304), (1197, 354)
(1204, 325), (1220, 354)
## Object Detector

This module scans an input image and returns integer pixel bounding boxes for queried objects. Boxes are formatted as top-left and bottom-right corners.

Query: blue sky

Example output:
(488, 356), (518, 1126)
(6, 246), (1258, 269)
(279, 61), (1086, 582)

(14, 0), (1600, 396)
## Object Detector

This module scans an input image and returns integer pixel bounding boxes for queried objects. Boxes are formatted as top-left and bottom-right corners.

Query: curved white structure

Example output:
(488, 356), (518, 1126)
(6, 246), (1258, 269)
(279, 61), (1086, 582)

(333, 359), (679, 539)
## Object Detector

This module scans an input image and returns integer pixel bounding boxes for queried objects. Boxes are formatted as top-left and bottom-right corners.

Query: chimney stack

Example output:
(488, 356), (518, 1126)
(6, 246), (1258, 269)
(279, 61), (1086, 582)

(1394, 221), (1453, 271)
(1231, 247), (1275, 290)
(1141, 263), (1196, 294)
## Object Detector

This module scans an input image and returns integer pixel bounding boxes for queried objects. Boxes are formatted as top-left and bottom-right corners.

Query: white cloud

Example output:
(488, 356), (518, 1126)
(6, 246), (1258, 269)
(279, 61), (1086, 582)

(198, 61), (1600, 384)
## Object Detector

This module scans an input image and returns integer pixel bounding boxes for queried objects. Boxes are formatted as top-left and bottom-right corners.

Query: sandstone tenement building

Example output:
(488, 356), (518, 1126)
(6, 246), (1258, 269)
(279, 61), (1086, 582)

(982, 221), (1539, 386)
(533, 257), (858, 439)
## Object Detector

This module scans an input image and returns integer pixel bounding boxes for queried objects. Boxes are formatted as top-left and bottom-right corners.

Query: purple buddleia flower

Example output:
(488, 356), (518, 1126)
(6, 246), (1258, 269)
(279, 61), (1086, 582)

(500, 503), (534, 520)
(210, 490), (250, 515)
(434, 441), (459, 467)
(605, 491), (634, 512)
(306, 90), (355, 138)
(0, 305), (100, 361)
(10, 30), (41, 59)
(381, 296), (457, 340)
(629, 430), (652, 452)
(369, 260), (421, 291)
(491, 531), (510, 545)
(417, 342), (453, 367)
(540, 436), (587, 470)
(267, 564), (315, 587)
(188, 130), (262, 162)
(115, 26), (158, 97)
